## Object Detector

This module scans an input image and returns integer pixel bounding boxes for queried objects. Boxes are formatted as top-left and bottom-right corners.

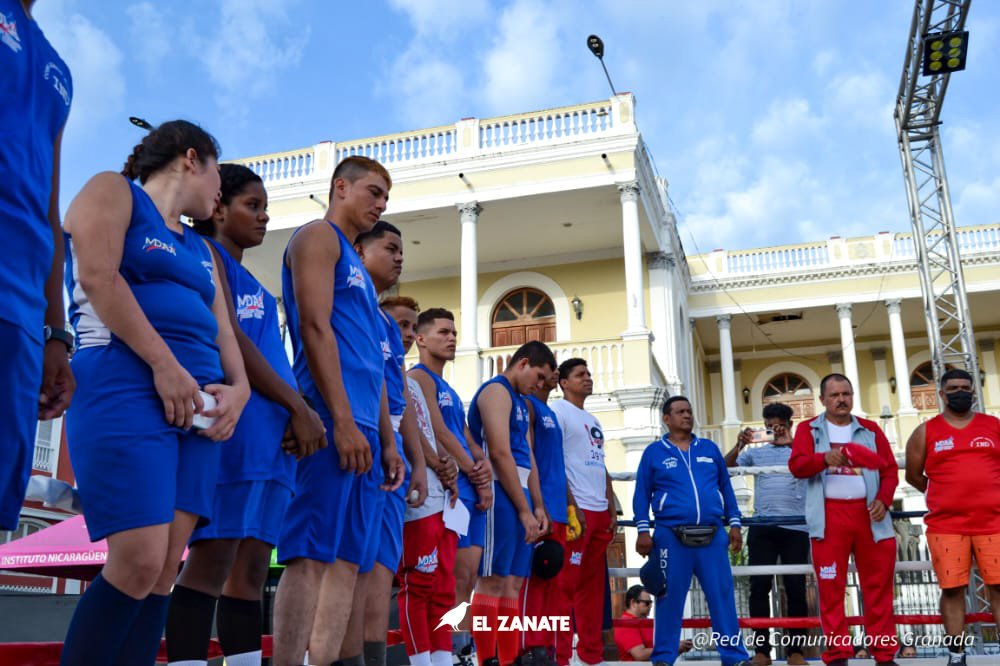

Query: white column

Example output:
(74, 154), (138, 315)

(618, 181), (647, 333)
(458, 202), (481, 350)
(886, 299), (915, 413)
(647, 252), (681, 393)
(717, 314), (740, 426)
(836, 303), (862, 412)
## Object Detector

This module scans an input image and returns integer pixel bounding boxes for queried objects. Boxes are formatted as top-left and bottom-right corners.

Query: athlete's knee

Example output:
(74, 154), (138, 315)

(110, 549), (166, 595)
(454, 566), (476, 595)
(941, 586), (966, 599)
(184, 540), (239, 587)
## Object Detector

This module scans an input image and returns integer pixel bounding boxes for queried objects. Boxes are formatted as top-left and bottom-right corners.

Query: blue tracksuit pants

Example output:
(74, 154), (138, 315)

(651, 526), (750, 665)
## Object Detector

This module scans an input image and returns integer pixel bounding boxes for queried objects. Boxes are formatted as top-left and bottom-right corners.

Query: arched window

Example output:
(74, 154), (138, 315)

(490, 288), (556, 347)
(0, 518), (47, 545)
(762, 373), (815, 420)
(911, 362), (949, 410)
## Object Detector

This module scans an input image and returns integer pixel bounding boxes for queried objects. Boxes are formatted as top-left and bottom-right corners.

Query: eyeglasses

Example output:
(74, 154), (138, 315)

(636, 599), (652, 606)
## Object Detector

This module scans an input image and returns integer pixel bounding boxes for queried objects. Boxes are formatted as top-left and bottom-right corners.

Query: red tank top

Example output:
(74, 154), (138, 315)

(924, 413), (1000, 534)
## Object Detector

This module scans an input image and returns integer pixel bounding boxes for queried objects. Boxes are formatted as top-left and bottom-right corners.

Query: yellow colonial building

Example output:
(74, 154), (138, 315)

(233, 94), (1000, 564)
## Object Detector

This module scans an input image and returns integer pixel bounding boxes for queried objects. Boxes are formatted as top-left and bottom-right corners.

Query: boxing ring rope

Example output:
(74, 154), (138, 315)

(3, 463), (991, 664)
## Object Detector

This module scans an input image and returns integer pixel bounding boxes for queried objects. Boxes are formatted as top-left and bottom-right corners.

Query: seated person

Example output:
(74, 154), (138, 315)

(614, 585), (692, 662)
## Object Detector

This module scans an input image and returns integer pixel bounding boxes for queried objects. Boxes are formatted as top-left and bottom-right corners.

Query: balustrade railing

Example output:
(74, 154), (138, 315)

(234, 97), (631, 184)
(336, 126), (457, 165)
(482, 338), (625, 394)
(696, 223), (1000, 280)
(479, 102), (614, 149)
(725, 242), (829, 274)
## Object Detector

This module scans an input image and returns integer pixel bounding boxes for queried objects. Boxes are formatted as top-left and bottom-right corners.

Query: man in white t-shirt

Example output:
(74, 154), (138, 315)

(549, 358), (616, 666)
(789, 374), (898, 666)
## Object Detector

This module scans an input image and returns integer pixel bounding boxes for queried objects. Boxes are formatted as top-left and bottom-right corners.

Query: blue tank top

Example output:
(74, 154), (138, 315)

(65, 180), (223, 386)
(0, 0), (72, 339)
(526, 395), (568, 523)
(207, 238), (296, 488)
(412, 362), (475, 503)
(469, 375), (532, 469)
(281, 221), (383, 429)
(379, 310), (410, 477)
(380, 311), (407, 418)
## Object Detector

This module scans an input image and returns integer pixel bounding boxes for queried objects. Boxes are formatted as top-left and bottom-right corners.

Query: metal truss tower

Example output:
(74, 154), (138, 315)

(896, 0), (992, 643)
(894, 0), (980, 400)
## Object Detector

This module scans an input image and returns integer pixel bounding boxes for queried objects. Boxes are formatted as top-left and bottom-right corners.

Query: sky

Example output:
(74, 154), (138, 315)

(34, 0), (1000, 254)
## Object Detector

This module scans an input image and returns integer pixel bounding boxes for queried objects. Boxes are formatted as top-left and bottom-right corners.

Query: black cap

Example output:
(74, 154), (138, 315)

(640, 557), (667, 597)
(532, 540), (564, 579)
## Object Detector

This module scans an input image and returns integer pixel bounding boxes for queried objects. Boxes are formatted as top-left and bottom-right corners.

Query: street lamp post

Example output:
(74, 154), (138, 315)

(586, 34), (617, 96)
(129, 116), (153, 130)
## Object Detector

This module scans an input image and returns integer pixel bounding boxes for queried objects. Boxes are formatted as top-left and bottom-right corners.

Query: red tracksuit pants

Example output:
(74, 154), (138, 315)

(398, 513), (459, 655)
(555, 509), (612, 666)
(810, 499), (897, 664)
(518, 523), (570, 656)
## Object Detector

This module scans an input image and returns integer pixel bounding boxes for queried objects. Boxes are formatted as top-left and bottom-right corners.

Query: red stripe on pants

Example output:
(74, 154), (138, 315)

(398, 514), (459, 655)
(810, 499), (897, 664)
(555, 509), (612, 666)
(519, 523), (569, 653)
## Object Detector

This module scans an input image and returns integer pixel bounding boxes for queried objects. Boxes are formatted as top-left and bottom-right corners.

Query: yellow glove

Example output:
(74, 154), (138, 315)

(566, 505), (582, 541)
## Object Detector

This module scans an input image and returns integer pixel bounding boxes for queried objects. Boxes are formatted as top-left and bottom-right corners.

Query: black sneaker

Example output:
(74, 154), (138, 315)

(515, 647), (556, 666)
(456, 645), (477, 666)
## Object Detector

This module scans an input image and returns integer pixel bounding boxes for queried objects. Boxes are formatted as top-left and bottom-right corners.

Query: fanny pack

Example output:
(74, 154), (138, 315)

(672, 525), (717, 547)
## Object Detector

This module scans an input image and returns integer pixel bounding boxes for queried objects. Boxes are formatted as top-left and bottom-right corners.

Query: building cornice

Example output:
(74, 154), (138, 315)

(689, 254), (1000, 293)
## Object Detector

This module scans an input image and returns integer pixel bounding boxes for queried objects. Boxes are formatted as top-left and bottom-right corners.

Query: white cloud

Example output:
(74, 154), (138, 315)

(480, 0), (565, 114)
(954, 176), (1000, 226)
(126, 2), (170, 71)
(824, 71), (894, 132)
(382, 50), (466, 129)
(198, 0), (308, 118)
(751, 97), (826, 149)
(387, 0), (490, 39)
(33, 0), (126, 129)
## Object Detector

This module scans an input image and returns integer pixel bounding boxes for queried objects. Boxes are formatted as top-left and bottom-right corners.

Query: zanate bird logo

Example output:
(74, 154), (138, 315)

(435, 601), (471, 631)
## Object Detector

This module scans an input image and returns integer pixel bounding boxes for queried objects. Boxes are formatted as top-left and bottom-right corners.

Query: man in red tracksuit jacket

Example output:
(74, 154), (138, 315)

(789, 374), (899, 666)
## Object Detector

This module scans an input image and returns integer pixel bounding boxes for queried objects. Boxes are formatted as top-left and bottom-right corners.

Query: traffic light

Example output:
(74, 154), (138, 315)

(922, 30), (969, 76)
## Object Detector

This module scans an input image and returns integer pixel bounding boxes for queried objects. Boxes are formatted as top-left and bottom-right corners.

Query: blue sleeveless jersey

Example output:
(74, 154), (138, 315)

(412, 362), (475, 503)
(379, 310), (410, 476)
(65, 180), (222, 386)
(281, 222), (383, 429)
(468, 375), (532, 469)
(208, 239), (295, 489)
(0, 0), (72, 339)
(526, 395), (568, 523)
(380, 311), (407, 418)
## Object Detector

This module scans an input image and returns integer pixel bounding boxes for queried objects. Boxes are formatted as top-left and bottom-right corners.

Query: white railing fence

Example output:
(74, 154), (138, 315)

(237, 97), (632, 185)
(482, 339), (625, 394)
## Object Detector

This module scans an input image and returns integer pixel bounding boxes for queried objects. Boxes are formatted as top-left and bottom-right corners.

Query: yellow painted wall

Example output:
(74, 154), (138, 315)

(398, 258), (630, 342)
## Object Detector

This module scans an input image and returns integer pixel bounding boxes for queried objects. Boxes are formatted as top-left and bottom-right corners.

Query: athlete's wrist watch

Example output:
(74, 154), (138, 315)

(43, 325), (75, 353)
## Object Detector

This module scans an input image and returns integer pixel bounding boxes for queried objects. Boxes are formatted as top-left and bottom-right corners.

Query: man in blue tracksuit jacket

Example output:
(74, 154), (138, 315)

(634, 396), (751, 666)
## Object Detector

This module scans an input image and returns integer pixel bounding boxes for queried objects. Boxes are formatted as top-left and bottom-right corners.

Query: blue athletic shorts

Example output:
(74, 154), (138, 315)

(0, 322), (43, 530)
(480, 483), (533, 578)
(190, 479), (292, 546)
(458, 496), (488, 550)
(278, 422), (382, 564)
(365, 485), (406, 573)
(67, 346), (222, 542)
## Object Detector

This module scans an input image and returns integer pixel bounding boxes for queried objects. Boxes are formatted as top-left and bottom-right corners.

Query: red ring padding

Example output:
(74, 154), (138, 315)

(2, 618), (993, 665)
(612, 612), (995, 629)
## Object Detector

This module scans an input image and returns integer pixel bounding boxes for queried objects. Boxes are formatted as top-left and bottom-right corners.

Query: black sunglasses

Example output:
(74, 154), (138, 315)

(636, 598), (652, 606)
